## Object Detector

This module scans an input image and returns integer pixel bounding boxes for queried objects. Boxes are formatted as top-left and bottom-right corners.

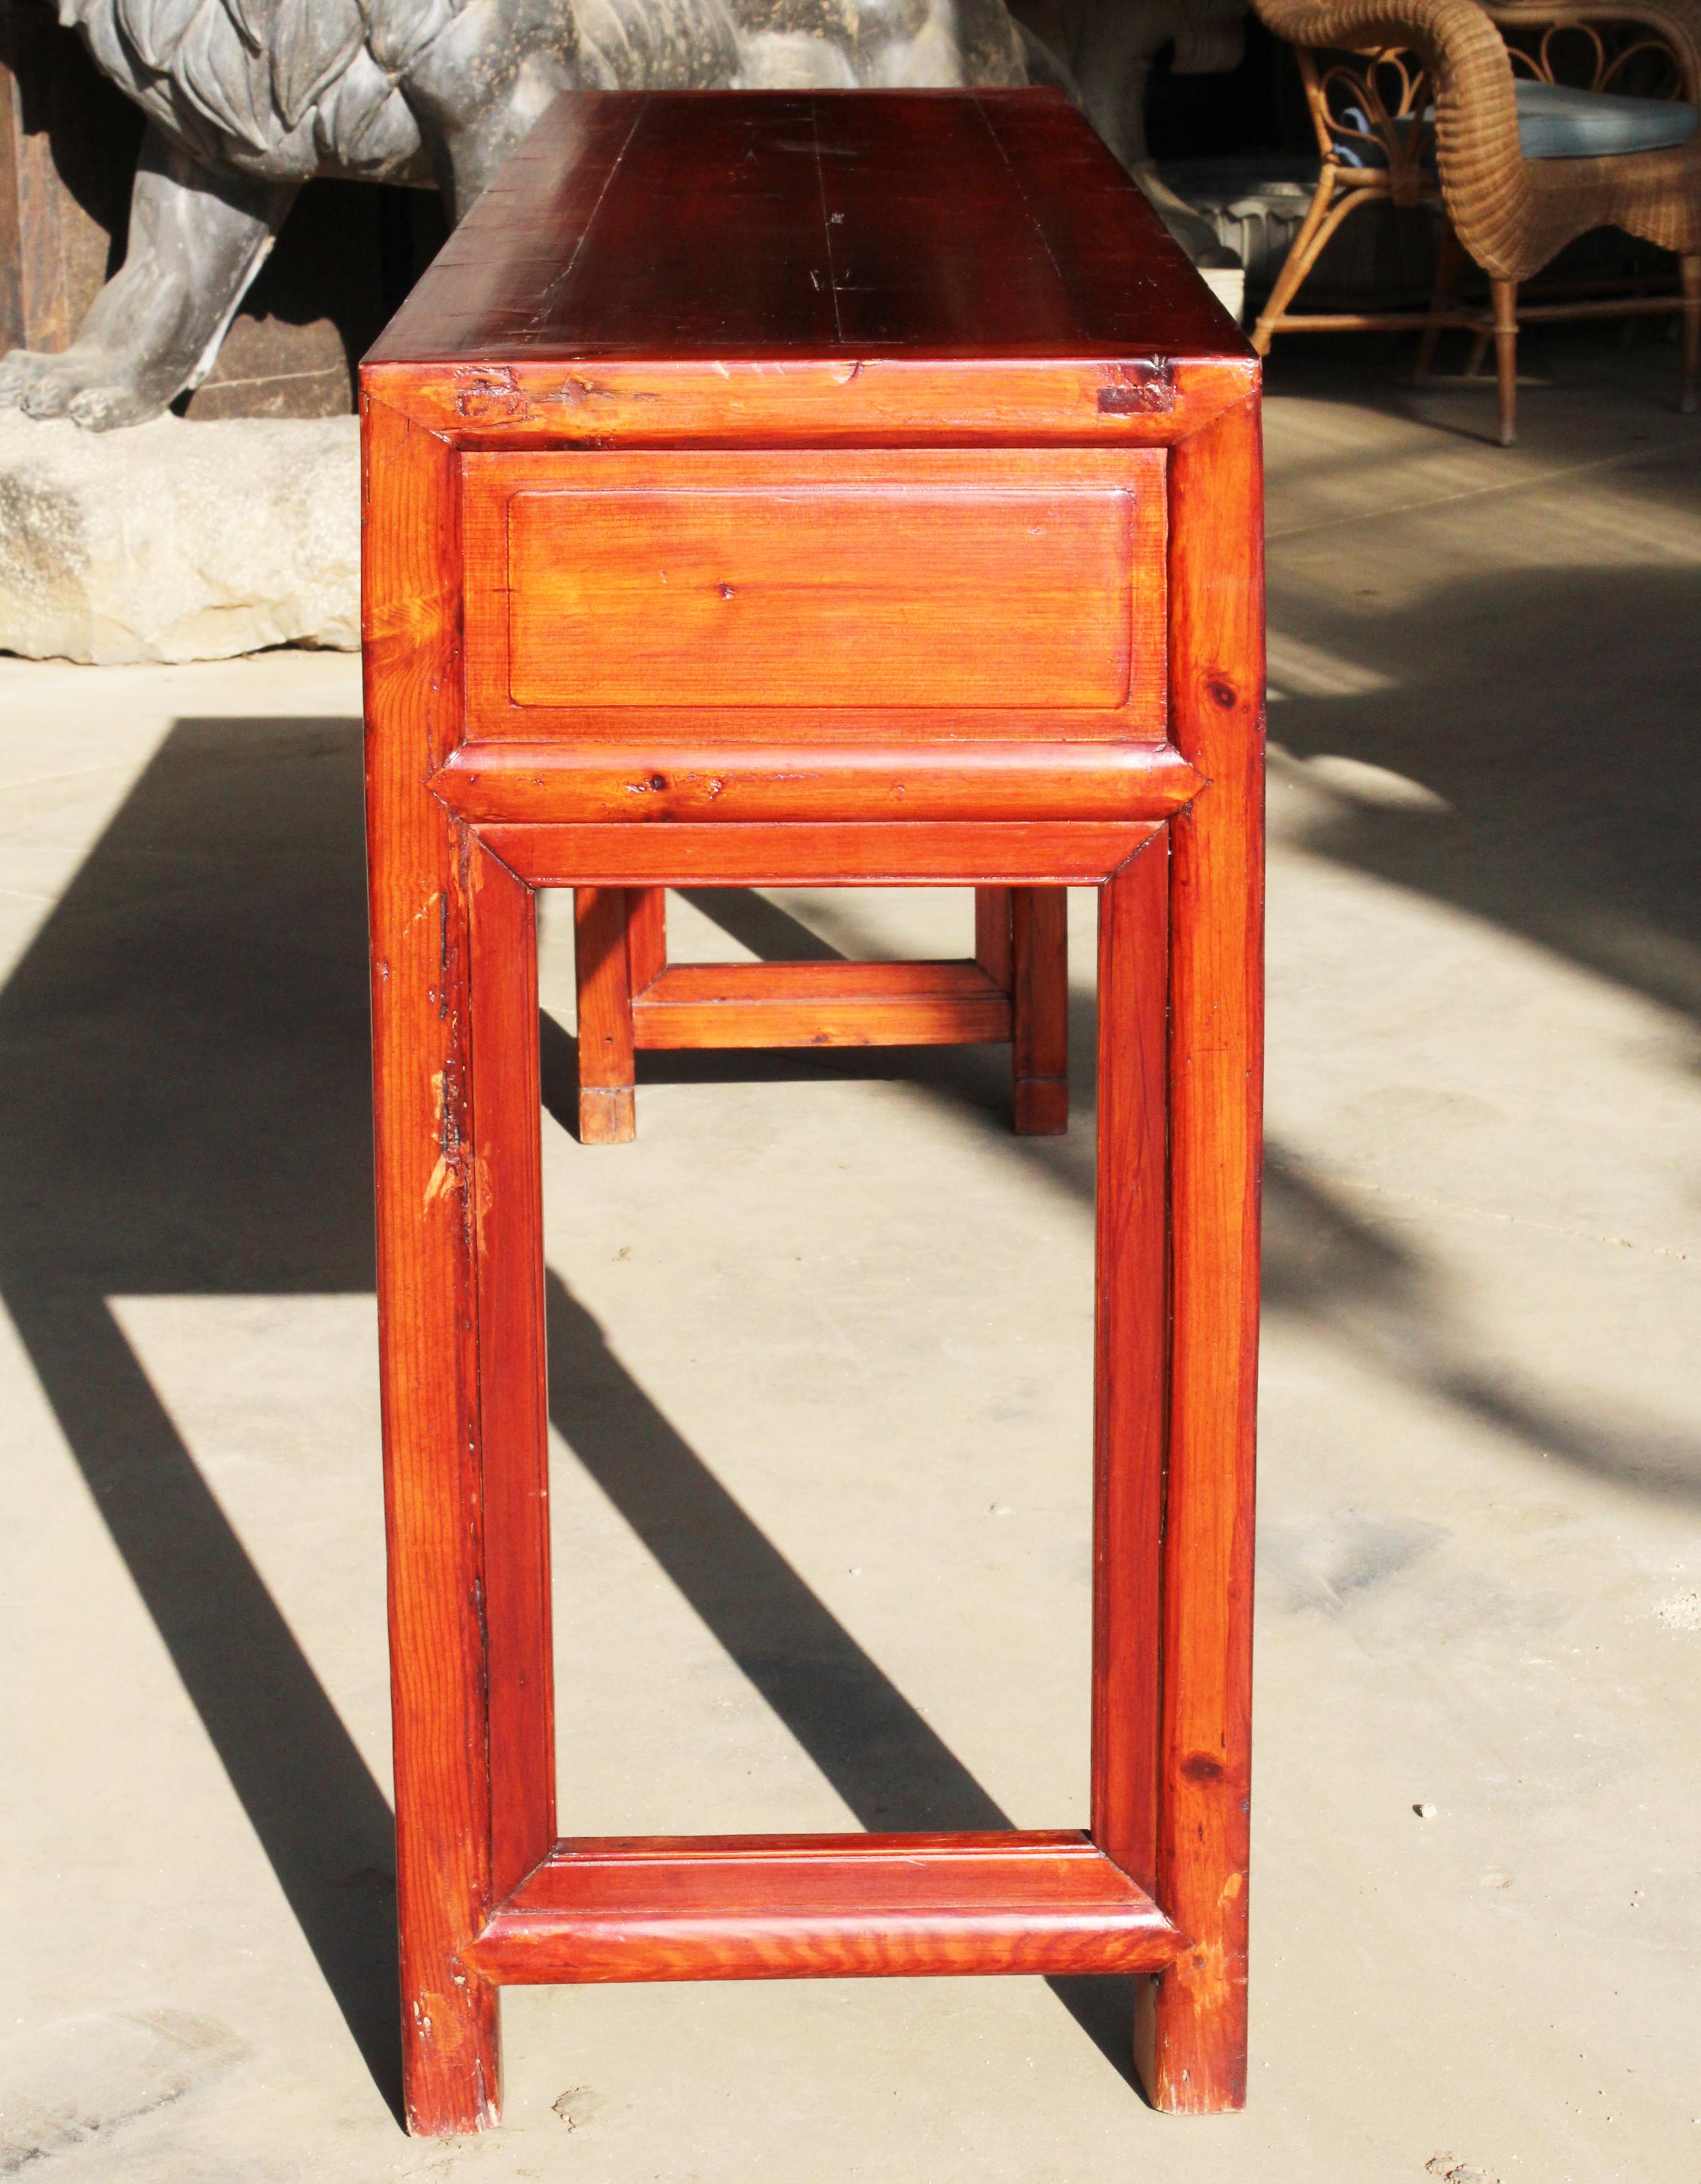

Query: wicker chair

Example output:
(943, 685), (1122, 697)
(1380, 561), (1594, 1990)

(1250, 0), (1701, 440)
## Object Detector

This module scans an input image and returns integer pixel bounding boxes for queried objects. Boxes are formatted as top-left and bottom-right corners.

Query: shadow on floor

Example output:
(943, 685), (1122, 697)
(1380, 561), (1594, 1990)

(1264, 564), (1701, 1039)
(1266, 318), (1701, 469)
(0, 716), (398, 2116)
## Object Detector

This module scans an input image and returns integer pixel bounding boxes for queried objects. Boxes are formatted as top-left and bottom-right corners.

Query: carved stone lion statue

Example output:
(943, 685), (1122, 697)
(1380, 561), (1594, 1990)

(0, 0), (1243, 428)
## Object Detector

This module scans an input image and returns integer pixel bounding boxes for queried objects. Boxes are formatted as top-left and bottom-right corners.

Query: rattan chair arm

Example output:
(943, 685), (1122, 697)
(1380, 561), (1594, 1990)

(1253, 0), (1518, 81)
(1253, 0), (1527, 245)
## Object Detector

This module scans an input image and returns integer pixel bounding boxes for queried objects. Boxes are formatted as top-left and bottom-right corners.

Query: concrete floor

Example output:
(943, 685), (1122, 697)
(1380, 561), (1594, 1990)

(2, 329), (1699, 2184)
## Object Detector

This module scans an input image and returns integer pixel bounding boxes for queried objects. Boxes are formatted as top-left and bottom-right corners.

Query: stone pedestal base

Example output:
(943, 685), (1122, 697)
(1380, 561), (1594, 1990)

(0, 412), (358, 664)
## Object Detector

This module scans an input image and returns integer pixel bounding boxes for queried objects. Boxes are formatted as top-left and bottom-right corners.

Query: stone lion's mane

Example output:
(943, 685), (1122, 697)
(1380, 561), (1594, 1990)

(64, 0), (462, 176)
(57, 0), (1028, 192)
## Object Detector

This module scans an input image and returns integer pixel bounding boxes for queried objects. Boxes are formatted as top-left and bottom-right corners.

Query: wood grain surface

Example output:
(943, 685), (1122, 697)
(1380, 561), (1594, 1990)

(507, 479), (1131, 713)
(572, 884), (639, 1144)
(363, 393), (503, 2133)
(463, 448), (1166, 744)
(428, 741), (1203, 826)
(362, 93), (1255, 457)
(1011, 885), (1069, 1133)
(1132, 394), (1264, 2116)
(472, 1832), (1184, 1983)
(975, 885), (1014, 989)
(625, 886), (667, 991)
(369, 90), (1243, 370)
(484, 821), (1159, 889)
(630, 958), (1012, 1049)
(1090, 839), (1169, 1900)
(569, 882), (1071, 1136)
(464, 848), (556, 1902)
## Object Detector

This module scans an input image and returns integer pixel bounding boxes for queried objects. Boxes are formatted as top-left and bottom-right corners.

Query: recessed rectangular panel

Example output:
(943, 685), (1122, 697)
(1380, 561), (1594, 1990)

(460, 448), (1167, 744)
(507, 484), (1132, 711)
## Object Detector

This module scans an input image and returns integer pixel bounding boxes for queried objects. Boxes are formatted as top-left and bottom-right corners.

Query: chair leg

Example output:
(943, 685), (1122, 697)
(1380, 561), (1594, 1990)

(574, 886), (637, 1144)
(1415, 219), (1464, 377)
(1249, 168), (1341, 357)
(1011, 887), (1068, 1136)
(1681, 254), (1700, 416)
(1491, 278), (1519, 446)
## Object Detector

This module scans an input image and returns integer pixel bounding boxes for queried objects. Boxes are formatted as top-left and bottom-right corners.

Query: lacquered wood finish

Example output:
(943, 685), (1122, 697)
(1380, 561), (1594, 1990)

(624, 886), (667, 990)
(572, 883), (637, 1145)
(631, 958), (1013, 1051)
(473, 1833), (1182, 1983)
(462, 447), (1166, 745)
(365, 94), (1254, 459)
(483, 821), (1157, 888)
(363, 87), (1261, 2139)
(364, 396), (501, 2135)
(1011, 885), (1069, 1134)
(976, 886), (1015, 989)
(499, 456), (1148, 715)
(568, 878), (1072, 1143)
(428, 741), (1203, 824)
(1134, 394), (1264, 2115)
(464, 848), (556, 1903)
(370, 91), (1241, 375)
(1091, 840), (1170, 1894)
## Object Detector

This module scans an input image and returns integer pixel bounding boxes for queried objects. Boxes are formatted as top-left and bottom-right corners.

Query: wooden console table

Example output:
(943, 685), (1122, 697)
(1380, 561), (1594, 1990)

(362, 87), (1264, 2136)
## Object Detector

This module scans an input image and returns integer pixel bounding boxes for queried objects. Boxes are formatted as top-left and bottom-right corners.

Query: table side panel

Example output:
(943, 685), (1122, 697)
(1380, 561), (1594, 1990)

(461, 447), (1166, 744)
(507, 483), (1131, 711)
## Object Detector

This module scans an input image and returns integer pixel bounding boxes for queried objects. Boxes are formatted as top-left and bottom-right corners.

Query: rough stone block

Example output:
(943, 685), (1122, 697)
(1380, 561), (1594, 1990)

(0, 410), (357, 664)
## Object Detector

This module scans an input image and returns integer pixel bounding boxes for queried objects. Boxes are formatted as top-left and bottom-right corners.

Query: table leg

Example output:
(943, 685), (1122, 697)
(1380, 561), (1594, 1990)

(575, 885), (638, 1144)
(1011, 887), (1068, 1135)
(467, 852), (556, 1911)
(973, 885), (1013, 989)
(626, 886), (667, 992)
(1090, 839), (1169, 1900)
(366, 395), (563, 2130)
(366, 403), (503, 2132)
(369, 821), (503, 2130)
(1132, 395), (1264, 2114)
(372, 829), (557, 2133)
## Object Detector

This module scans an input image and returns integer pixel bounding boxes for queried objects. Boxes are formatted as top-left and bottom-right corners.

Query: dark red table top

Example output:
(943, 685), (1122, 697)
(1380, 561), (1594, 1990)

(369, 90), (1246, 370)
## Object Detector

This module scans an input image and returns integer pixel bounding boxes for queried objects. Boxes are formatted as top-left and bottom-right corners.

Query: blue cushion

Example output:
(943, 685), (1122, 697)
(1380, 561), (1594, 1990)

(1330, 80), (1697, 168)
(1513, 79), (1698, 158)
